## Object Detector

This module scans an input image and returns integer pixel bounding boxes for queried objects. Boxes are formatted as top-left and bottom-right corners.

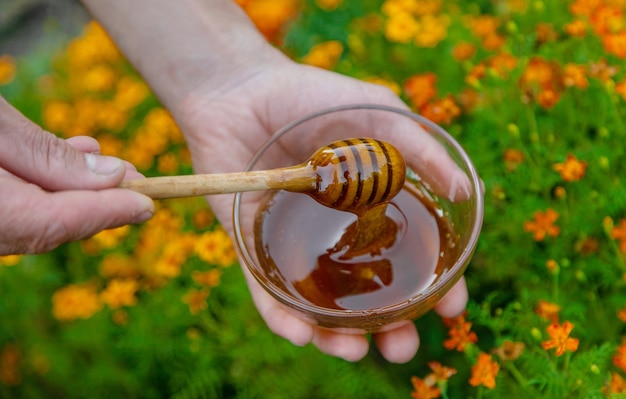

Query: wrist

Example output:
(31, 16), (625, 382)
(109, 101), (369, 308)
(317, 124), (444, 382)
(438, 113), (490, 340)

(81, 0), (289, 110)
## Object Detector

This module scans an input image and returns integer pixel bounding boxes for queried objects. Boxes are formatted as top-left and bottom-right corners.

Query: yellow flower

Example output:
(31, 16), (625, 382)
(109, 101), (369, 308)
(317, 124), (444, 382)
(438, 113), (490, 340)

(99, 254), (140, 279)
(194, 229), (237, 267)
(363, 76), (402, 95)
(52, 284), (102, 321)
(154, 238), (192, 278)
(113, 76), (150, 111)
(97, 134), (125, 158)
(89, 225), (131, 250)
(157, 153), (180, 174)
(42, 101), (73, 134)
(101, 279), (139, 309)
(414, 14), (449, 47)
(192, 269), (222, 287)
(182, 289), (210, 315)
(0, 54), (17, 85)
(382, 0), (418, 16)
(0, 255), (21, 267)
(385, 11), (419, 43)
(83, 64), (117, 92)
(301, 41), (344, 70)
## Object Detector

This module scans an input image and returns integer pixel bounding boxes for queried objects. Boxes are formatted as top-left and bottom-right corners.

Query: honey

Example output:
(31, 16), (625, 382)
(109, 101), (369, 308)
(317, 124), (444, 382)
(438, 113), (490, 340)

(254, 182), (460, 310)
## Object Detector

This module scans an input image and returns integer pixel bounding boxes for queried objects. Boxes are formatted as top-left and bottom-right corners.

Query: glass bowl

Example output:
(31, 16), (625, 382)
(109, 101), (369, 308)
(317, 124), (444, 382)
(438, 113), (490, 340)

(233, 104), (483, 333)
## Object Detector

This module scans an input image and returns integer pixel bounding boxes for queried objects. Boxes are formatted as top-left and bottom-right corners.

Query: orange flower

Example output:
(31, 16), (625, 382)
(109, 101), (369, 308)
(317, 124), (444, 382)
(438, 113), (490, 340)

(564, 19), (588, 37)
(542, 321), (580, 356)
(536, 23), (558, 45)
(603, 31), (626, 59)
(0, 54), (17, 85)
(410, 376), (441, 399)
(569, 0), (601, 17)
(609, 372), (626, 393)
(315, 0), (342, 11)
(487, 52), (518, 79)
(492, 340), (525, 361)
(404, 73), (438, 108)
(100, 279), (139, 309)
(0, 344), (21, 386)
(553, 154), (587, 182)
(424, 361), (457, 386)
(238, 0), (300, 43)
(562, 63), (589, 89)
(537, 87), (560, 109)
(618, 305), (626, 322)
(616, 78), (626, 100)
(589, 58), (618, 82)
(301, 41), (343, 70)
(182, 288), (210, 315)
(590, 5), (623, 35)
(523, 208), (560, 241)
(469, 353), (500, 389)
(467, 15), (500, 38)
(614, 344), (626, 372)
(481, 33), (507, 51)
(611, 219), (626, 254)
(419, 95), (461, 125)
(519, 56), (560, 90)
(52, 284), (102, 321)
(535, 300), (561, 322)
(443, 314), (478, 351)
(503, 148), (524, 171)
(452, 42), (476, 61)
(192, 269), (222, 287)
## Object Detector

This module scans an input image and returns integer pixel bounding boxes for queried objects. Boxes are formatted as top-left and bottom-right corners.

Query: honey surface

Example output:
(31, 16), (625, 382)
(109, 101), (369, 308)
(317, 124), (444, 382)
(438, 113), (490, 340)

(254, 184), (459, 310)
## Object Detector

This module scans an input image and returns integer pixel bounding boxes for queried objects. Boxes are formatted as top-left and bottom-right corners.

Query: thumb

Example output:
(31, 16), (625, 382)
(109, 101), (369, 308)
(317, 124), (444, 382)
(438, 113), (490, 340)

(0, 96), (125, 191)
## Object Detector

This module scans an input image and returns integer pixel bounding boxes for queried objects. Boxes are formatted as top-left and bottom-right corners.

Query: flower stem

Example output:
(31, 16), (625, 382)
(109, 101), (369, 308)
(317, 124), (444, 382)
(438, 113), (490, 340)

(504, 361), (528, 387)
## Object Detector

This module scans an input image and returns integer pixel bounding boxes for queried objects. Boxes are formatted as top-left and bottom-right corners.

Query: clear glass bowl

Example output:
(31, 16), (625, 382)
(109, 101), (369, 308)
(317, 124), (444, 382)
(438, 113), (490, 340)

(233, 104), (483, 333)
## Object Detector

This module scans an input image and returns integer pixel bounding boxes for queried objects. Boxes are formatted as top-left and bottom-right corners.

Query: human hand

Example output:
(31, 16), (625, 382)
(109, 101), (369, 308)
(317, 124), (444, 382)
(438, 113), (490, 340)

(0, 96), (154, 255)
(173, 61), (469, 363)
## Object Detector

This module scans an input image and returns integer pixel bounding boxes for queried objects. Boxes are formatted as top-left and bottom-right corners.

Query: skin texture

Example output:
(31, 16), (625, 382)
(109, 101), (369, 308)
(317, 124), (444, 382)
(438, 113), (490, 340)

(0, 96), (154, 255)
(75, 0), (470, 363)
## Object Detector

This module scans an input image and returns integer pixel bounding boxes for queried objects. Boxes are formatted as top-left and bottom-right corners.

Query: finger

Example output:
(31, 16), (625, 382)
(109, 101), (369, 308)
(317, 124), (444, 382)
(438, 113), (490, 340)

(373, 321), (420, 363)
(241, 266), (315, 347)
(434, 276), (469, 318)
(65, 135), (145, 181)
(65, 136), (101, 153)
(0, 97), (127, 190)
(0, 178), (154, 255)
(122, 161), (145, 180)
(311, 328), (370, 362)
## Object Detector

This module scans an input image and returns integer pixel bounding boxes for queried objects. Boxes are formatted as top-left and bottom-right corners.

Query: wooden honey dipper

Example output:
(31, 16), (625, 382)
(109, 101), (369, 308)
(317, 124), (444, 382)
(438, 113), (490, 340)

(120, 138), (406, 214)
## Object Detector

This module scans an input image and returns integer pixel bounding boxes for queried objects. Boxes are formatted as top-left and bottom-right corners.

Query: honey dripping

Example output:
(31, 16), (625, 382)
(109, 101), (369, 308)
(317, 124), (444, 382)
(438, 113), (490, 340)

(255, 139), (459, 310)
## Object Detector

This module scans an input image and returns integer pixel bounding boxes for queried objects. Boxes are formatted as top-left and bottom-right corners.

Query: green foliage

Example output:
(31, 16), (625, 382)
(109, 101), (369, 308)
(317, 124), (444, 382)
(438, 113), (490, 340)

(5, 0), (626, 398)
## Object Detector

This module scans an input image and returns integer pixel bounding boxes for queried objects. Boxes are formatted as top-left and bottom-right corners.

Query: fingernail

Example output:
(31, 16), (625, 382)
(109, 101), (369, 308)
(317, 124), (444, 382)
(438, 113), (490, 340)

(131, 209), (154, 224)
(85, 153), (123, 176)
